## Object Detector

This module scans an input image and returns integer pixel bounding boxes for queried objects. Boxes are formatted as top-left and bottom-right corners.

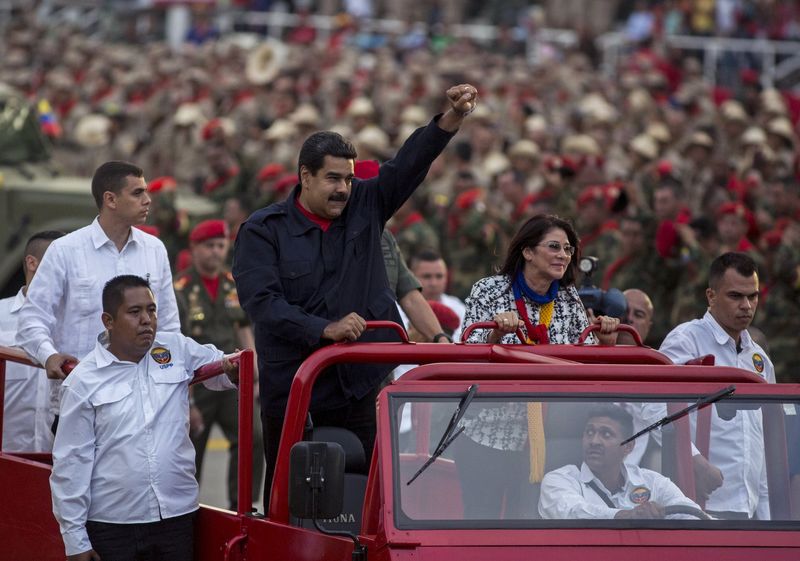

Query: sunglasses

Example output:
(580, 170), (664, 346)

(537, 241), (576, 256)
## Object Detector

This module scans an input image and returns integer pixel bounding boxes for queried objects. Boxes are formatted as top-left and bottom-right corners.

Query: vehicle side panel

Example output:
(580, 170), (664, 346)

(0, 453), (62, 561)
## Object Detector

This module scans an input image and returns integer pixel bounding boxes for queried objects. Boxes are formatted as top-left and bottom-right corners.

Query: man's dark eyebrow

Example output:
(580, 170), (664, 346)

(727, 291), (759, 297)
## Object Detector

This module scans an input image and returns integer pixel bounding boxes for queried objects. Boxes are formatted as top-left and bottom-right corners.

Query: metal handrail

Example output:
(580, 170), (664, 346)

(0, 345), (255, 518)
(598, 31), (800, 87)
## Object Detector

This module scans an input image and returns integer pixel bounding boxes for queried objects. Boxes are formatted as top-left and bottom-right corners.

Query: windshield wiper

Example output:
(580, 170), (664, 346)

(620, 385), (736, 446)
(406, 383), (479, 485)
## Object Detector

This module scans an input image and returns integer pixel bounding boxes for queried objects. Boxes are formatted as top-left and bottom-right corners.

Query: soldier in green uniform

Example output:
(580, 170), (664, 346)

(575, 184), (621, 284)
(174, 219), (264, 510)
(442, 186), (505, 300)
(600, 214), (657, 296)
(755, 224), (800, 382)
(390, 194), (441, 260)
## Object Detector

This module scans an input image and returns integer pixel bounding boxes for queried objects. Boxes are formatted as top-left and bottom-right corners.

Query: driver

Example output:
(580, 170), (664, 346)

(538, 405), (702, 519)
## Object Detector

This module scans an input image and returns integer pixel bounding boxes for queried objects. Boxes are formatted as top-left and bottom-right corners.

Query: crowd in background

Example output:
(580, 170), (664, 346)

(1, 1), (799, 386)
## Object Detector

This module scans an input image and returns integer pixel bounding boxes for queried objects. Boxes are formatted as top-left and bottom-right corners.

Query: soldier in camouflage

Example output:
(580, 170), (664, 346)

(174, 219), (264, 510)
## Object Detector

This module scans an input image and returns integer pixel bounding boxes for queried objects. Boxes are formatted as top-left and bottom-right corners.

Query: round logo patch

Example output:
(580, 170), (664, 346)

(752, 353), (764, 373)
(150, 346), (172, 365)
(629, 486), (651, 504)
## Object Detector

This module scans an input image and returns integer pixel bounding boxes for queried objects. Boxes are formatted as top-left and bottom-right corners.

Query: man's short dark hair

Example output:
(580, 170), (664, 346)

(586, 404), (634, 438)
(24, 230), (64, 261)
(103, 275), (152, 317)
(409, 248), (443, 270)
(297, 131), (357, 177)
(708, 252), (758, 290)
(91, 161), (144, 209)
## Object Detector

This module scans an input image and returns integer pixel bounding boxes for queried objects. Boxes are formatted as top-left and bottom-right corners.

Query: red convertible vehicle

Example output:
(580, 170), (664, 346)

(1, 321), (799, 560)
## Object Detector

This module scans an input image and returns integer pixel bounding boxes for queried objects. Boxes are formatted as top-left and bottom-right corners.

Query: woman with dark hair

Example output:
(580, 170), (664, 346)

(463, 214), (619, 345)
(454, 215), (619, 519)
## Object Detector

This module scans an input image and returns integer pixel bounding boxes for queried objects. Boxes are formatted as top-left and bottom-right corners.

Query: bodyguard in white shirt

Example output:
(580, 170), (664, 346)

(656, 252), (774, 520)
(16, 161), (180, 423)
(50, 275), (238, 561)
(409, 250), (467, 340)
(539, 404), (701, 519)
(0, 231), (63, 452)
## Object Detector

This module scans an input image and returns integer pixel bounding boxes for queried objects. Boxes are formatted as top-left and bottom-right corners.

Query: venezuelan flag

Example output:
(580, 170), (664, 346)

(37, 99), (62, 138)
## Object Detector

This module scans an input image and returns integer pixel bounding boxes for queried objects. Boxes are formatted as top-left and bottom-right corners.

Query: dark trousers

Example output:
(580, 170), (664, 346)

(85, 511), (195, 561)
(191, 385), (264, 510)
(262, 386), (379, 505)
(452, 435), (529, 519)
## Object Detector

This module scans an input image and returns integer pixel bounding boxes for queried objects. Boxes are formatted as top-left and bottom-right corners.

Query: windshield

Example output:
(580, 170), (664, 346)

(390, 391), (800, 529)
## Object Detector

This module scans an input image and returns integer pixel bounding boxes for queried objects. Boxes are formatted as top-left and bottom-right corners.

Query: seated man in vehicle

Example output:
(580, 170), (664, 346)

(538, 404), (702, 519)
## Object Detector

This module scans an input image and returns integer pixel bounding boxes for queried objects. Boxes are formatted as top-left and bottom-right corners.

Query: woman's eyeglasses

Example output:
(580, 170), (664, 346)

(537, 241), (576, 256)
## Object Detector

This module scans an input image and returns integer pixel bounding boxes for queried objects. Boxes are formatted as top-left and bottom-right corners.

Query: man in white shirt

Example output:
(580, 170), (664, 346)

(656, 252), (774, 520)
(539, 404), (701, 519)
(50, 275), (238, 561)
(0, 231), (63, 452)
(409, 249), (467, 341)
(16, 161), (180, 429)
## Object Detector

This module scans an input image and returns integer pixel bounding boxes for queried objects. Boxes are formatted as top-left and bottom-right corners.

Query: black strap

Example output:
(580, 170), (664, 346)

(585, 480), (617, 509)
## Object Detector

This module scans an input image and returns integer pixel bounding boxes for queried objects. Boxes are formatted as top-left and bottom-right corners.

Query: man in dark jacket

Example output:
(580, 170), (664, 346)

(233, 84), (477, 501)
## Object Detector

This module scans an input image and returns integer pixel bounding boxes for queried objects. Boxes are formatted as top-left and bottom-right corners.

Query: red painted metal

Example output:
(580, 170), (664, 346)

(578, 323), (644, 346)
(460, 320), (527, 344)
(367, 320), (411, 343)
(236, 350), (254, 517)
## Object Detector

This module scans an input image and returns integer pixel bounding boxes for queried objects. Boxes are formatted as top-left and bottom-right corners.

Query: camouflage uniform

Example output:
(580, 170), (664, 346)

(174, 267), (264, 509)
(443, 189), (505, 300)
(580, 225), (621, 285)
(393, 212), (441, 261)
(755, 243), (800, 383)
(382, 230), (421, 300)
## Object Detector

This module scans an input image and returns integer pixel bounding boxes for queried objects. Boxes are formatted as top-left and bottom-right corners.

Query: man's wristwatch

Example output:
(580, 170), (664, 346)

(431, 332), (453, 343)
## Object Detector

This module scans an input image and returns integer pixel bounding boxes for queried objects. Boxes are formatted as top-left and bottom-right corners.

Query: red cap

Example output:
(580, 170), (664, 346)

(135, 224), (161, 237)
(148, 176), (177, 194)
(761, 229), (783, 249)
(201, 118), (223, 141)
(656, 159), (673, 178)
(716, 201), (750, 221)
(354, 159), (380, 179)
(740, 68), (760, 85)
(257, 163), (286, 182)
(428, 300), (460, 333)
(274, 174), (299, 194)
(189, 219), (229, 243)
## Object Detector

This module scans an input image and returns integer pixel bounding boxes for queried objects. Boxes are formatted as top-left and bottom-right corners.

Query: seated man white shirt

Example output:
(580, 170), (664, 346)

(539, 405), (701, 520)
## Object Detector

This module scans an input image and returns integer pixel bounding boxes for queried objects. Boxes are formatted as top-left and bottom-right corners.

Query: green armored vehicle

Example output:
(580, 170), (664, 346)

(0, 85), (217, 297)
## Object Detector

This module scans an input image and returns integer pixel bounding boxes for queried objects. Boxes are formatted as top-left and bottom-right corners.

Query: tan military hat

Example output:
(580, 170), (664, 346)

(562, 134), (601, 156)
(289, 104), (322, 128)
(686, 131), (714, 149)
(245, 40), (288, 85)
(346, 97), (375, 119)
(645, 122), (671, 144)
(263, 119), (298, 142)
(741, 126), (767, 146)
(720, 99), (748, 122)
(629, 134), (659, 160)
(508, 139), (541, 160)
(766, 118), (796, 143)
(74, 114), (112, 147)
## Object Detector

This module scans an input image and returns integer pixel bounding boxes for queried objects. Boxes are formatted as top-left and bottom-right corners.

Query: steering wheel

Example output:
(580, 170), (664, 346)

(664, 505), (713, 520)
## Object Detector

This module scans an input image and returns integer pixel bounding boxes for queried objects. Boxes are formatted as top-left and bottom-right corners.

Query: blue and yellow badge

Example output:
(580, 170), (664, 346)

(150, 346), (172, 365)
(629, 486), (651, 504)
(752, 353), (764, 373)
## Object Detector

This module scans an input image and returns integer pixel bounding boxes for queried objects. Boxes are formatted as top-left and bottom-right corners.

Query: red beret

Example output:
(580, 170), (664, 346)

(354, 159), (380, 179)
(576, 184), (608, 209)
(148, 176), (177, 193)
(428, 300), (460, 333)
(135, 224), (160, 237)
(257, 163), (286, 182)
(761, 229), (783, 249)
(740, 68), (760, 85)
(189, 219), (229, 243)
(201, 118), (223, 141)
(274, 174), (299, 194)
(716, 201), (750, 221)
(656, 159), (673, 178)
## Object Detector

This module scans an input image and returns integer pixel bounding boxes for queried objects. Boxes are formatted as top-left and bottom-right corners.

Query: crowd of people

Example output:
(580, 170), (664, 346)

(2, 4), (799, 556)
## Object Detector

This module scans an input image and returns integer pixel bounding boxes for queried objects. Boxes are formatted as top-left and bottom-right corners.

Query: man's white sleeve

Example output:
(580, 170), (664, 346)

(181, 335), (236, 391)
(50, 383), (96, 556)
(155, 245), (181, 333)
(16, 244), (65, 366)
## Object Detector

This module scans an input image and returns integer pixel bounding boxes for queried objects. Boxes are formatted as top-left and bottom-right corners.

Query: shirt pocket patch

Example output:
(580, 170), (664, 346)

(72, 277), (98, 316)
(90, 383), (134, 443)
